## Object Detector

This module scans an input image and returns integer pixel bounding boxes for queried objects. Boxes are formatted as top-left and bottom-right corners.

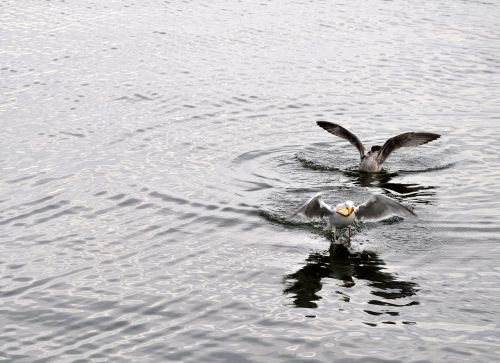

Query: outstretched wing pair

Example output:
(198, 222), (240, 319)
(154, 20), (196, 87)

(316, 121), (440, 163)
(292, 193), (415, 222)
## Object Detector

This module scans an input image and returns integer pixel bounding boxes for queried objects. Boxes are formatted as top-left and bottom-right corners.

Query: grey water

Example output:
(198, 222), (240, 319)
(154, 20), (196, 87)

(1, 1), (500, 362)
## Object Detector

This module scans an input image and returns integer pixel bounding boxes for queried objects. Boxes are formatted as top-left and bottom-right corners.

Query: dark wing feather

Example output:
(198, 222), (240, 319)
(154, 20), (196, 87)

(355, 194), (415, 222)
(291, 193), (333, 219)
(317, 121), (365, 159)
(377, 132), (440, 164)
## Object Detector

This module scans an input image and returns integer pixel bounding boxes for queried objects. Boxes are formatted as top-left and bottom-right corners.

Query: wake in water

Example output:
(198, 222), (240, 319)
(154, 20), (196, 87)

(233, 141), (445, 257)
(296, 141), (455, 175)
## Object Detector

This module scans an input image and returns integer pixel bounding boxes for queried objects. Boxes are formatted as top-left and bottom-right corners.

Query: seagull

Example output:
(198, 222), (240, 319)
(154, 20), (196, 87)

(316, 121), (441, 172)
(292, 193), (415, 241)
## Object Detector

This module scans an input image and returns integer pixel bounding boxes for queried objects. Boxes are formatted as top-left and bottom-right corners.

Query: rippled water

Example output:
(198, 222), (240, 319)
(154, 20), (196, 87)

(1, 0), (500, 362)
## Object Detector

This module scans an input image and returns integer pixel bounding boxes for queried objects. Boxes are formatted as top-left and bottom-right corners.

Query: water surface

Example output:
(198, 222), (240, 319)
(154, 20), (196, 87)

(1, 0), (500, 362)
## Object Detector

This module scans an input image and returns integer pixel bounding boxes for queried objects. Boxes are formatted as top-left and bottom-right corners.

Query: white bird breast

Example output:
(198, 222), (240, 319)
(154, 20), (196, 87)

(329, 211), (356, 228)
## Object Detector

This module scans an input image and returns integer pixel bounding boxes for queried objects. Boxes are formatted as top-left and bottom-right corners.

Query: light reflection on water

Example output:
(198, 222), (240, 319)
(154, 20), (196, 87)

(1, 0), (500, 362)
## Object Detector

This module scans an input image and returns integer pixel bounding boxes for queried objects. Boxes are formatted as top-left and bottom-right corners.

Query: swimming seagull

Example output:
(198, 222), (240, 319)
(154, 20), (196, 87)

(316, 121), (441, 172)
(292, 193), (415, 241)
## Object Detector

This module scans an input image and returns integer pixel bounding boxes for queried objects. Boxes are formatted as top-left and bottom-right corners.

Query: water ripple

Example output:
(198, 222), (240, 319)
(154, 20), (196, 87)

(1, 0), (500, 362)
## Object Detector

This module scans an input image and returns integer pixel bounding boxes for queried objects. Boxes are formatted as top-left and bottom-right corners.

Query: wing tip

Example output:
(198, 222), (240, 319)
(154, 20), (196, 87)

(316, 120), (337, 129)
(403, 204), (417, 218)
(416, 132), (441, 143)
(426, 132), (441, 141)
(374, 193), (417, 219)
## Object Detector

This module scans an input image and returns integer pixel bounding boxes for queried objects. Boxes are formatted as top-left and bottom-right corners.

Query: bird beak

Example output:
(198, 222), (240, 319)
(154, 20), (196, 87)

(336, 206), (354, 217)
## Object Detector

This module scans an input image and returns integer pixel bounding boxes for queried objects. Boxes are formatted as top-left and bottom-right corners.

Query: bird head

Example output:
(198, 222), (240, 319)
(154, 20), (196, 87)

(346, 200), (355, 214)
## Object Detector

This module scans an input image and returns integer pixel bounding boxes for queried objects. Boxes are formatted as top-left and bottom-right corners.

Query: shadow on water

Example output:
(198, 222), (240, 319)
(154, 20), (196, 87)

(283, 243), (419, 310)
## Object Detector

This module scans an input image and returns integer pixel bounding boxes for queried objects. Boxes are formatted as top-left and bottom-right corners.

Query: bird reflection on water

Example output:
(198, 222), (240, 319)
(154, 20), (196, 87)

(283, 243), (419, 311)
(344, 169), (436, 202)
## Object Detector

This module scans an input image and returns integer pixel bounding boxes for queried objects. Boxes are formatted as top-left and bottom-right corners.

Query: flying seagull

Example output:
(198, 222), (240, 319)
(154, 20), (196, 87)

(316, 121), (441, 172)
(292, 193), (415, 241)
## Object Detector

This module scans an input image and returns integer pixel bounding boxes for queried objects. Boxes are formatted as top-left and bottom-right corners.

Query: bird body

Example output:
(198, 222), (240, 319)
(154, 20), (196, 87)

(316, 121), (441, 172)
(330, 201), (356, 228)
(359, 151), (383, 172)
(292, 193), (415, 240)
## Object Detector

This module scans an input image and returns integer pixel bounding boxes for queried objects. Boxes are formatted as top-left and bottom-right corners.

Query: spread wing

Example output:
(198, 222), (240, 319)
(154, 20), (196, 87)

(291, 193), (333, 219)
(355, 194), (415, 222)
(316, 121), (365, 159)
(377, 132), (440, 164)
